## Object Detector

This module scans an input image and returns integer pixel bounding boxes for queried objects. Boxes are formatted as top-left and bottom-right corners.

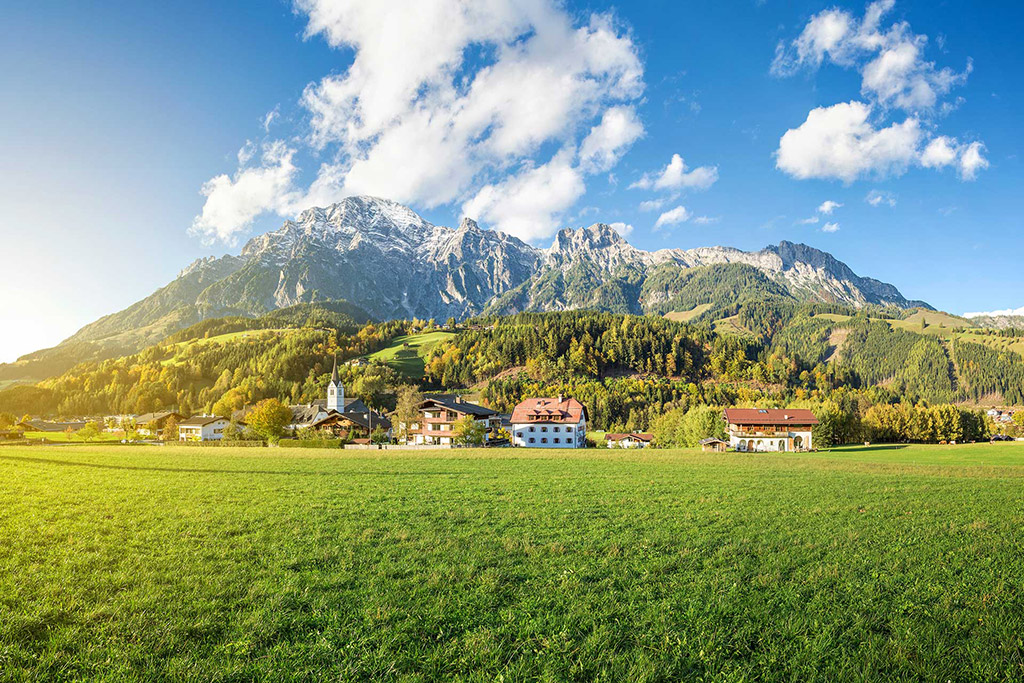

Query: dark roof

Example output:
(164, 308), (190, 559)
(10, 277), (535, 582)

(289, 403), (325, 425)
(699, 437), (729, 445)
(724, 408), (819, 426)
(312, 410), (391, 431)
(179, 415), (227, 427)
(19, 420), (87, 432)
(419, 394), (496, 417)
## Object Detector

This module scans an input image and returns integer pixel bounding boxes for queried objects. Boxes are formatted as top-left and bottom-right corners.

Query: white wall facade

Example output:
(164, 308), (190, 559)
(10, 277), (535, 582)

(729, 430), (812, 452)
(513, 418), (586, 448)
(179, 419), (230, 441)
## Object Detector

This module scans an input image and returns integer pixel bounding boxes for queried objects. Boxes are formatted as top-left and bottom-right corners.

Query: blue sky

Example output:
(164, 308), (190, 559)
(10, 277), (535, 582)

(1, 0), (1021, 362)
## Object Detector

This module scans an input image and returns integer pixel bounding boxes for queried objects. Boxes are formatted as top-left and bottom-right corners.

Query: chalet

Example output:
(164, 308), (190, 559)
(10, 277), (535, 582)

(699, 437), (729, 453)
(724, 408), (817, 452)
(178, 415), (230, 442)
(135, 411), (184, 437)
(606, 432), (653, 448)
(403, 395), (499, 446)
(310, 409), (392, 441)
(511, 396), (588, 449)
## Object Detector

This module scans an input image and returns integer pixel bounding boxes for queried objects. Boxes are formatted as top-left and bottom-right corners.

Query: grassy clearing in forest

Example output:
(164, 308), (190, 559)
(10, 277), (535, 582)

(1, 443), (1023, 681)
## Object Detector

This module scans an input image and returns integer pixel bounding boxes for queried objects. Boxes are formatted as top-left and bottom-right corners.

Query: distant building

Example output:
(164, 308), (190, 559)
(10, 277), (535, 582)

(310, 410), (391, 441)
(18, 419), (87, 433)
(133, 411), (184, 437)
(403, 395), (499, 446)
(699, 437), (729, 453)
(606, 433), (653, 448)
(511, 396), (587, 448)
(724, 408), (817, 452)
(178, 416), (230, 441)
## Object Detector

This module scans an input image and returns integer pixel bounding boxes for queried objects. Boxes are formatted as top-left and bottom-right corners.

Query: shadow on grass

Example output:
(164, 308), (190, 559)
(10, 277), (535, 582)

(827, 445), (909, 453)
(0, 454), (460, 477)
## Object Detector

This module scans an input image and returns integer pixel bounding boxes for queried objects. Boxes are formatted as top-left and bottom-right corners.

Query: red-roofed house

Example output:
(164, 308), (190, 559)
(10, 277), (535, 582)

(511, 396), (588, 448)
(724, 408), (818, 452)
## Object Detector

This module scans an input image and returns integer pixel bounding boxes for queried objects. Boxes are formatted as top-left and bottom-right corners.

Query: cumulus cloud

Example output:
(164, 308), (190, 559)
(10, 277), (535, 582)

(821, 221), (841, 233)
(189, 141), (299, 244)
(865, 189), (897, 206)
(818, 200), (843, 214)
(631, 153), (718, 191)
(194, 0), (646, 243)
(773, 1), (986, 183)
(654, 205), (690, 229)
(964, 306), (1024, 319)
(776, 101), (922, 182)
(608, 221), (634, 237)
(461, 151), (586, 242)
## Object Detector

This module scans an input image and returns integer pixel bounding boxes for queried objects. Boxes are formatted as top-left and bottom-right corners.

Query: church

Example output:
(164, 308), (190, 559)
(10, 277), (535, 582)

(287, 359), (391, 441)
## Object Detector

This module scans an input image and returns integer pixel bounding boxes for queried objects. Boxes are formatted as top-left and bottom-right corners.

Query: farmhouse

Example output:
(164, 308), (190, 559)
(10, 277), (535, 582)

(310, 409), (392, 441)
(178, 415), (229, 442)
(134, 411), (184, 437)
(724, 408), (817, 452)
(605, 432), (653, 448)
(403, 395), (499, 446)
(511, 396), (587, 448)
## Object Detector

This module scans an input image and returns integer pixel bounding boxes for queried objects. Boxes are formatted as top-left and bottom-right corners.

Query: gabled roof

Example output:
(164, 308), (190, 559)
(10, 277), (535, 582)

(511, 397), (587, 425)
(19, 420), (87, 432)
(312, 410), (391, 431)
(699, 437), (729, 445)
(135, 411), (184, 425)
(606, 432), (653, 442)
(419, 394), (496, 417)
(724, 408), (819, 426)
(179, 415), (227, 427)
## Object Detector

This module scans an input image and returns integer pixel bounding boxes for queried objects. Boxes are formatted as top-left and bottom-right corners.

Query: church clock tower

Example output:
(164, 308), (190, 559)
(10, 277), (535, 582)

(327, 357), (344, 412)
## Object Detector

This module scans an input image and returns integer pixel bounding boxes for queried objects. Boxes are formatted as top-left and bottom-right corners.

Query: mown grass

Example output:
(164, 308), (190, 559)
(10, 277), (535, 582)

(21, 431), (122, 443)
(365, 331), (456, 378)
(2, 444), (1023, 681)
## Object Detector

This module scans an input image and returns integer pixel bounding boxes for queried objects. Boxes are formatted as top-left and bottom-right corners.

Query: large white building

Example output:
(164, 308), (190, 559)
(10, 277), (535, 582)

(724, 408), (817, 452)
(178, 415), (230, 441)
(511, 396), (587, 448)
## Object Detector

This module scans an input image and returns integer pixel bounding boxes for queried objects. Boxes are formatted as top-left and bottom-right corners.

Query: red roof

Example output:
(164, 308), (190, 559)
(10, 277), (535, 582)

(606, 433), (653, 442)
(511, 397), (587, 425)
(724, 408), (818, 426)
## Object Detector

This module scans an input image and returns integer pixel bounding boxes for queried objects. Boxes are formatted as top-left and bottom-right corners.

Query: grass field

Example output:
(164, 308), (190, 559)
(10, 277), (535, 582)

(663, 304), (712, 323)
(365, 331), (456, 378)
(2, 443), (1024, 680)
(21, 430), (122, 443)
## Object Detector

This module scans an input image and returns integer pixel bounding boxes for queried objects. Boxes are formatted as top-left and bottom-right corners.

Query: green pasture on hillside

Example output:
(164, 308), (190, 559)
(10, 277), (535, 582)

(364, 331), (456, 377)
(2, 443), (1023, 681)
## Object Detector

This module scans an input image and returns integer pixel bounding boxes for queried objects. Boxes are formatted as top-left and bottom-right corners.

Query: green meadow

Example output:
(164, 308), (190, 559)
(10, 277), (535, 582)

(364, 331), (456, 378)
(2, 443), (1023, 681)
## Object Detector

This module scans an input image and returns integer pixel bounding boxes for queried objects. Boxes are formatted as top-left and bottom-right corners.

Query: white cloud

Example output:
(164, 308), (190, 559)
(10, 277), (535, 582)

(773, 1), (986, 184)
(796, 216), (820, 225)
(189, 141), (299, 244)
(461, 151), (585, 242)
(608, 221), (633, 237)
(631, 153), (718, 191)
(262, 107), (280, 132)
(194, 0), (646, 243)
(821, 221), (841, 233)
(964, 306), (1024, 319)
(959, 141), (989, 180)
(692, 215), (720, 225)
(579, 106), (644, 172)
(818, 199), (843, 214)
(776, 101), (922, 182)
(865, 189), (898, 206)
(638, 198), (666, 212)
(654, 205), (690, 229)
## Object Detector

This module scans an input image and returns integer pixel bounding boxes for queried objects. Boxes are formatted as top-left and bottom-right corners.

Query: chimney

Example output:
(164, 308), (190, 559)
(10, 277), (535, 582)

(557, 394), (564, 404)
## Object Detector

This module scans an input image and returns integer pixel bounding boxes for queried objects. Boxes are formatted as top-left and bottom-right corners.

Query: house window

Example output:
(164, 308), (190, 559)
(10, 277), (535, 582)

(553, 438), (560, 444)
(553, 426), (560, 433)
(529, 426), (535, 432)
(529, 438), (535, 444)
(541, 426), (548, 432)
(565, 427), (572, 433)
(541, 438), (547, 444)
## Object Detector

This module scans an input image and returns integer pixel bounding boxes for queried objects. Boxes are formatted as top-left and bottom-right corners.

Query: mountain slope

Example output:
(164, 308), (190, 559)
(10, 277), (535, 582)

(19, 197), (929, 369)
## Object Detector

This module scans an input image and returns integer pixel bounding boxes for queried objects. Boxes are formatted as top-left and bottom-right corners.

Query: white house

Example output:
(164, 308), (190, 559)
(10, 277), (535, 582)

(178, 415), (230, 442)
(605, 432), (653, 448)
(724, 408), (817, 452)
(511, 396), (587, 448)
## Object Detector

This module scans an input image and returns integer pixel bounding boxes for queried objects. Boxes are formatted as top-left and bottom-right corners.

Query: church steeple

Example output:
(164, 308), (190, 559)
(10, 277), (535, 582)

(327, 356), (343, 412)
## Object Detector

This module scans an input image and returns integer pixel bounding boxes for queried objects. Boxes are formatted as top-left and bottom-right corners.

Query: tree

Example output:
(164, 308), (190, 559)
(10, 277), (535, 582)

(1014, 411), (1024, 428)
(370, 427), (389, 445)
(162, 416), (179, 442)
(451, 415), (486, 447)
(393, 385), (424, 442)
(679, 405), (726, 447)
(0, 412), (16, 429)
(245, 398), (292, 442)
(77, 422), (102, 442)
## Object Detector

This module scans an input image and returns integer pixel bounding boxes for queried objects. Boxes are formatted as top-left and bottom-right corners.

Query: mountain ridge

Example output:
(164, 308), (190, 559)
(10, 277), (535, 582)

(25, 196), (931, 366)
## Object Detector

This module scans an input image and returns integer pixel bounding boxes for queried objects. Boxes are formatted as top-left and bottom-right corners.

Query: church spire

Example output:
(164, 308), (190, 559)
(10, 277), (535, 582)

(330, 355), (339, 384)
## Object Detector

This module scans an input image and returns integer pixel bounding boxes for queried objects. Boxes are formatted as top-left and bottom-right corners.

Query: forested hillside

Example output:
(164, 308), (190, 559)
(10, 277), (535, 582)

(1, 300), (1022, 442)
